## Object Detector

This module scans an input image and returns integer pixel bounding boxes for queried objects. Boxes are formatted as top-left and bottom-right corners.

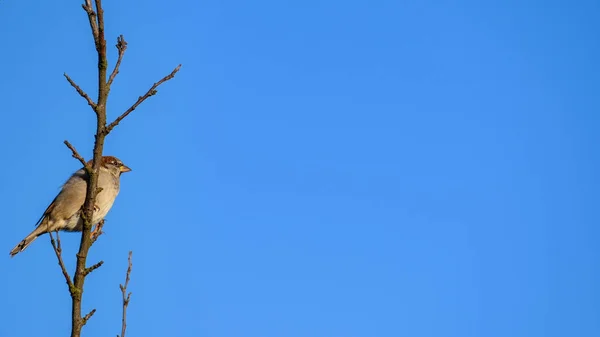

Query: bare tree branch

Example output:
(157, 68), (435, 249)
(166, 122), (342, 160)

(117, 251), (133, 337)
(49, 231), (74, 292)
(84, 260), (104, 276)
(64, 74), (97, 110)
(107, 35), (128, 88)
(63, 141), (88, 168)
(68, 1), (111, 335)
(81, 1), (99, 43)
(53, 1), (178, 336)
(104, 64), (181, 135)
(82, 309), (96, 325)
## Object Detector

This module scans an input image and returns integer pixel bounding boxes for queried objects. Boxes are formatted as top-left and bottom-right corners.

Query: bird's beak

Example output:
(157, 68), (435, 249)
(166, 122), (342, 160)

(120, 165), (132, 173)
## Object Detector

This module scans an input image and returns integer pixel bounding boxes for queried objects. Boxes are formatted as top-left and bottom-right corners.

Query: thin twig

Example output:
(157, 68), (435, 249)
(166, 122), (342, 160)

(107, 35), (128, 87)
(49, 231), (74, 291)
(63, 141), (88, 168)
(82, 309), (96, 325)
(84, 260), (104, 276)
(104, 64), (182, 135)
(118, 251), (133, 337)
(81, 1), (99, 46)
(64, 73), (97, 110)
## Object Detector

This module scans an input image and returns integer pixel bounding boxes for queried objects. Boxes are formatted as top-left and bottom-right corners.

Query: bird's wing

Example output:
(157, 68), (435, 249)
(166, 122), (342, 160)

(34, 170), (88, 227)
(34, 197), (57, 227)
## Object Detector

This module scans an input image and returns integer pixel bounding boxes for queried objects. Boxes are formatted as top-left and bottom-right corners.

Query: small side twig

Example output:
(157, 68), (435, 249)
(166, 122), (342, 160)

(63, 141), (88, 169)
(104, 64), (181, 135)
(49, 231), (74, 291)
(117, 251), (133, 337)
(64, 73), (97, 110)
(84, 260), (104, 276)
(107, 35), (128, 87)
(82, 309), (96, 326)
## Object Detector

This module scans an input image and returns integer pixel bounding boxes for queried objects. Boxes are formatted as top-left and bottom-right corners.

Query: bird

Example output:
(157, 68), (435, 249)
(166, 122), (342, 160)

(9, 156), (131, 257)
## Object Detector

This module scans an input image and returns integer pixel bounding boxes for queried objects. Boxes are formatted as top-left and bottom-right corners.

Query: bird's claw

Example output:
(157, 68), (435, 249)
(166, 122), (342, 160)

(90, 219), (105, 242)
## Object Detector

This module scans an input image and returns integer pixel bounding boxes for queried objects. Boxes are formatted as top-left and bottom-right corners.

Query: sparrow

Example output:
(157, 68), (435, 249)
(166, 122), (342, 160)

(9, 156), (131, 257)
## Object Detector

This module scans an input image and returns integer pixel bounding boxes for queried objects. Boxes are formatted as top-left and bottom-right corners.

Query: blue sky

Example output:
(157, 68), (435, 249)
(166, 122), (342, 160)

(1, 0), (599, 336)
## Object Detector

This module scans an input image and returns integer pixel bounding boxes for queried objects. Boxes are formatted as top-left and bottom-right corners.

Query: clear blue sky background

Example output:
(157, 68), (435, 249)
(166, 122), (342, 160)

(1, 0), (599, 336)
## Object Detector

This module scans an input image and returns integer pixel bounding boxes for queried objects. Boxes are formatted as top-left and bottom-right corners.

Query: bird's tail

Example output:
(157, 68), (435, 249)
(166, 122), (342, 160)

(9, 226), (47, 257)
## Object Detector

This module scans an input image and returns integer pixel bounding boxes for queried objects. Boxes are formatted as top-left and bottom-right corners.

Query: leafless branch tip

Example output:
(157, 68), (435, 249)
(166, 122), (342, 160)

(84, 260), (104, 276)
(82, 309), (96, 325)
(63, 141), (88, 169)
(105, 64), (182, 135)
(64, 73), (97, 110)
(107, 35), (128, 87)
(49, 231), (74, 291)
(81, 1), (99, 43)
(117, 251), (133, 337)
